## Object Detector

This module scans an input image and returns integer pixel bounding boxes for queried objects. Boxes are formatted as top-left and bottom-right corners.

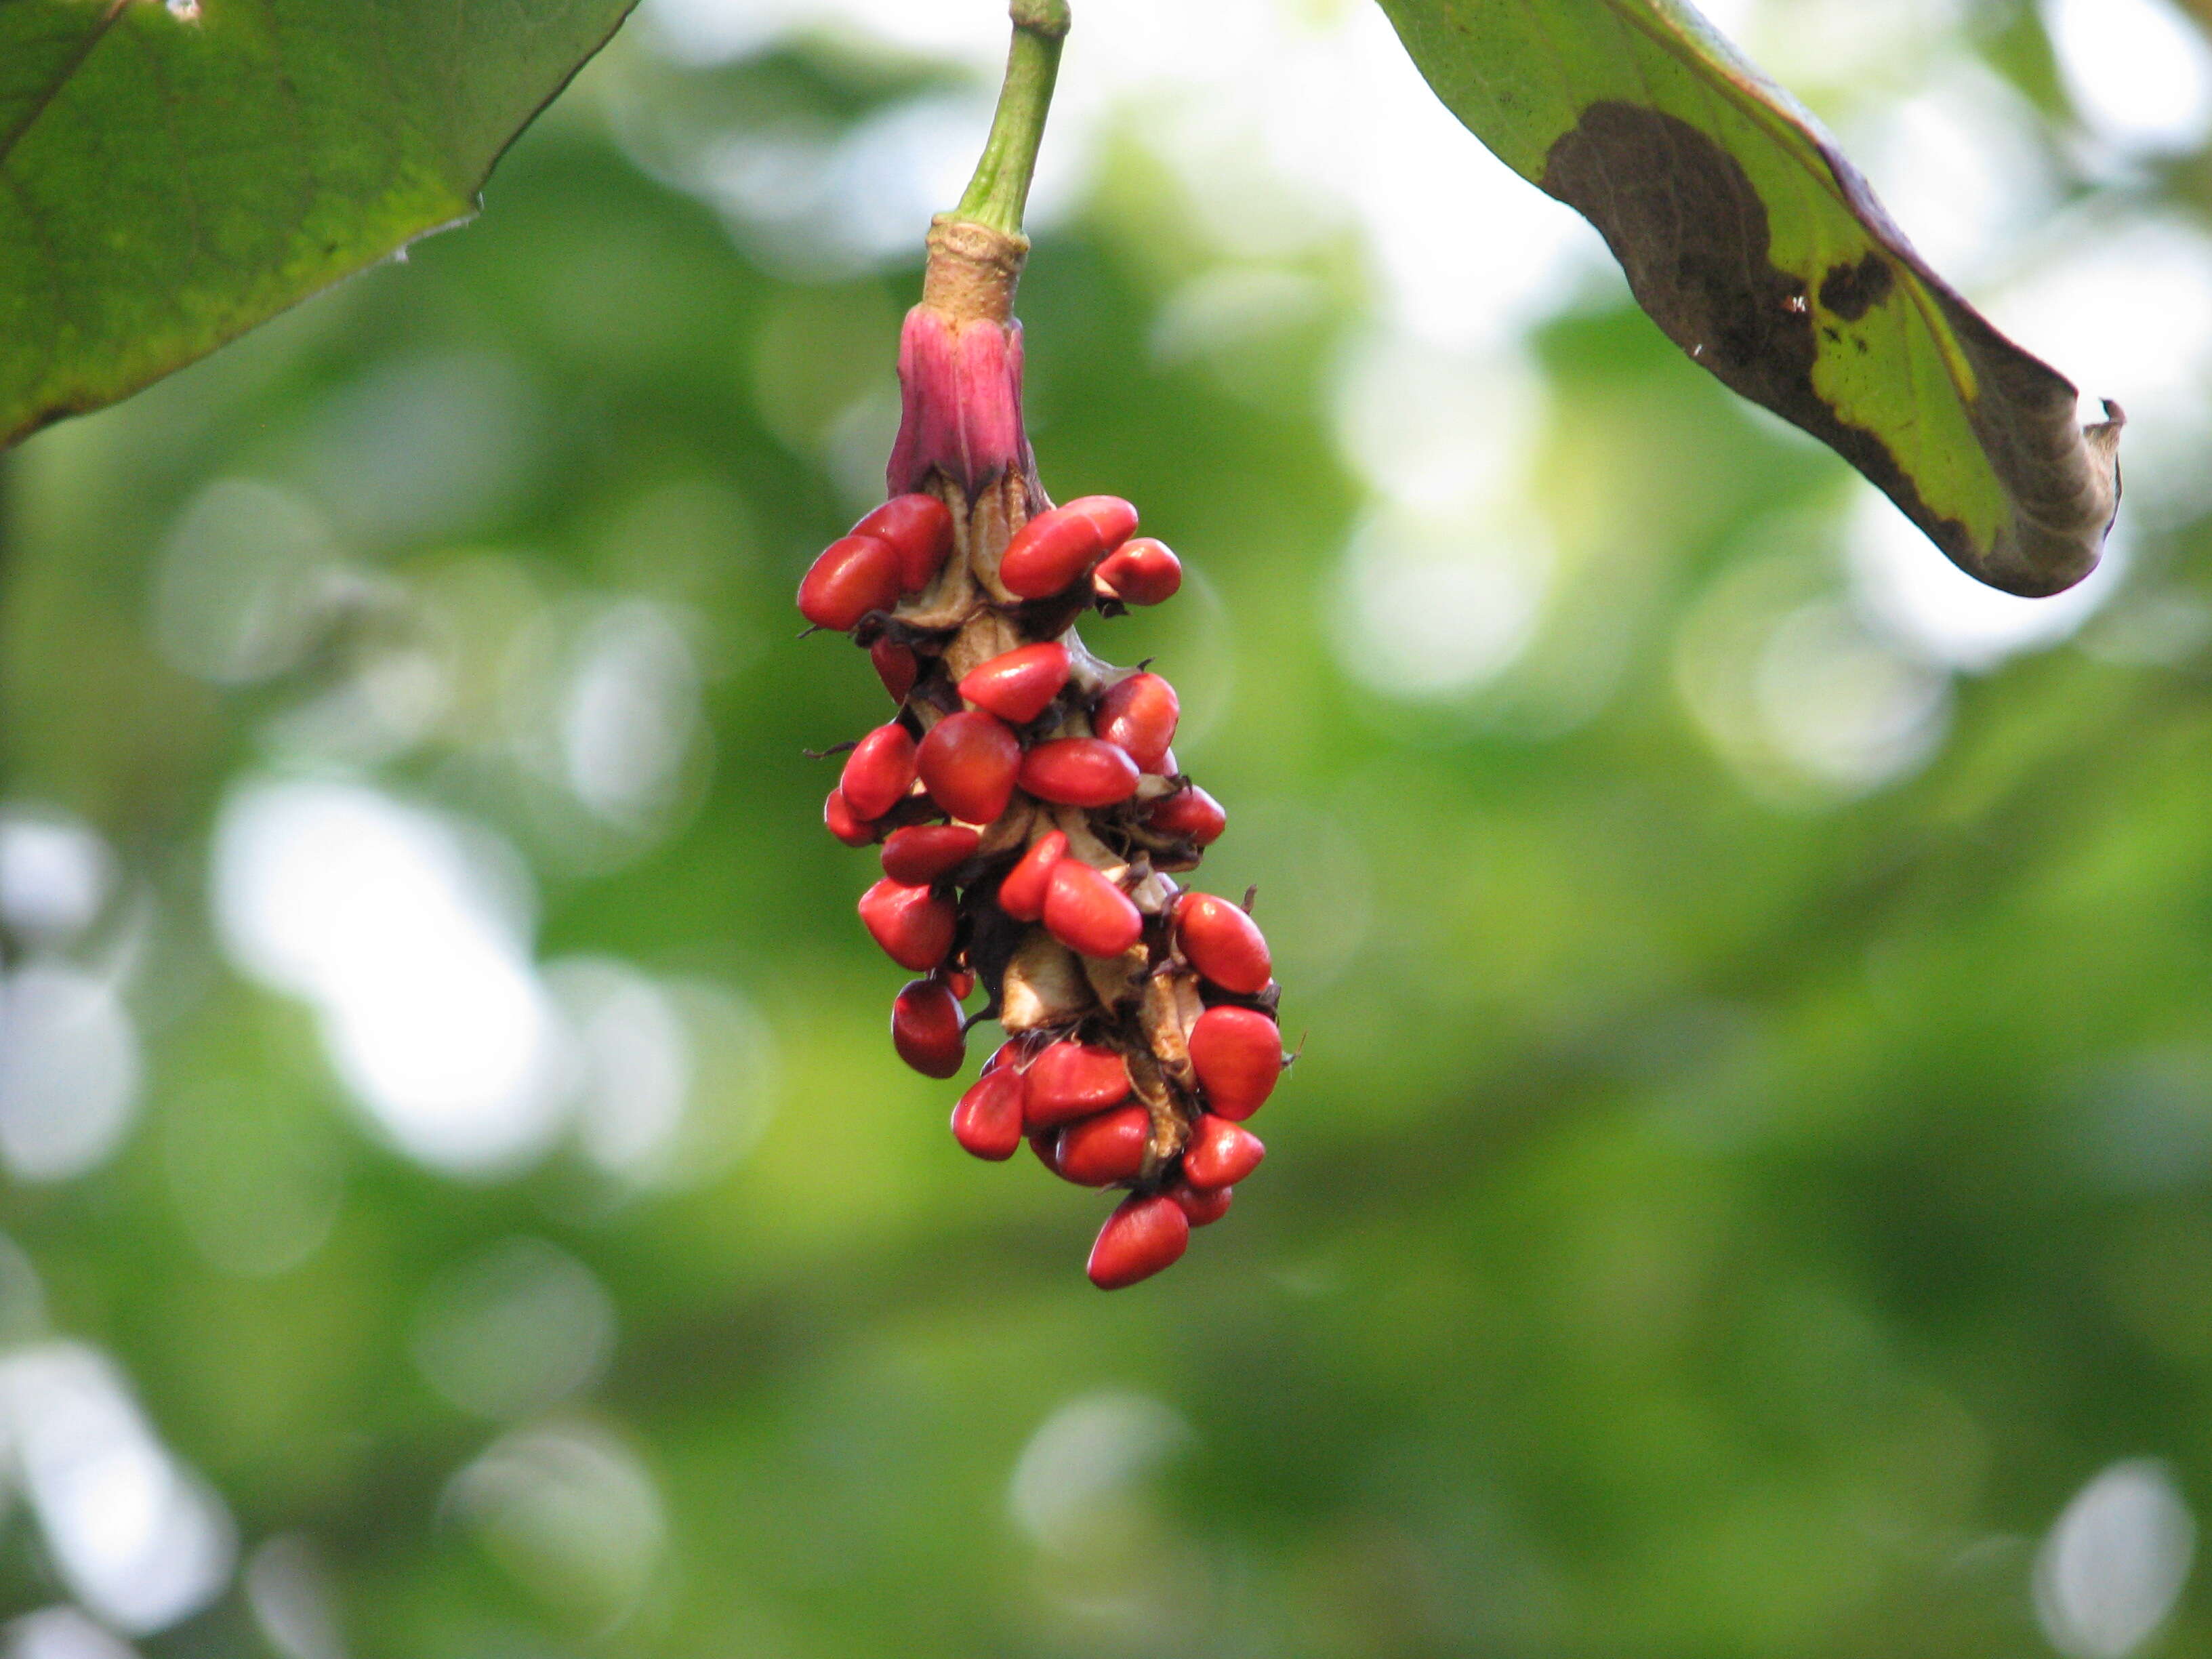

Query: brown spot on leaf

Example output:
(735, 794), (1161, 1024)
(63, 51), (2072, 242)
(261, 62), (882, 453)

(1819, 252), (1893, 322)
(1540, 102), (1969, 561)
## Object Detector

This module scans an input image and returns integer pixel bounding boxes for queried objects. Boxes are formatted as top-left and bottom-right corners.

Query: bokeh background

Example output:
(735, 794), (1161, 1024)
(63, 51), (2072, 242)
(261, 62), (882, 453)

(5, 0), (2212, 1653)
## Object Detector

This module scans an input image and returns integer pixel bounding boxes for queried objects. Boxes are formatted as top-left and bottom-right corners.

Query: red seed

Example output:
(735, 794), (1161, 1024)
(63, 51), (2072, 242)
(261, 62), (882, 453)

(1029, 1129), (1064, 1176)
(890, 978), (965, 1078)
(824, 788), (876, 848)
(1061, 495), (1139, 552)
(797, 534), (901, 630)
(996, 830), (1068, 922)
(1087, 1193), (1189, 1289)
(1174, 892), (1272, 994)
(999, 506), (1106, 599)
(840, 724), (917, 821)
(858, 878), (956, 972)
(1019, 738), (1140, 807)
(871, 638), (918, 704)
(1094, 674), (1180, 773)
(957, 642), (1071, 724)
(1183, 1114), (1264, 1188)
(880, 823), (979, 886)
(853, 494), (954, 593)
(1055, 1104), (1151, 1185)
(1145, 785), (1225, 846)
(1042, 861), (1143, 958)
(916, 710), (1020, 823)
(946, 968), (975, 1000)
(1023, 1040), (1131, 1128)
(1095, 537), (1182, 605)
(951, 1068), (1025, 1160)
(983, 1040), (1023, 1076)
(1187, 1005), (1283, 1120)
(1169, 1182), (1233, 1227)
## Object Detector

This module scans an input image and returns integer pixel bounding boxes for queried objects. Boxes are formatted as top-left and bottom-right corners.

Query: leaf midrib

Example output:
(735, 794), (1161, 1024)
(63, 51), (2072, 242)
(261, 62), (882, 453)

(0, 0), (132, 171)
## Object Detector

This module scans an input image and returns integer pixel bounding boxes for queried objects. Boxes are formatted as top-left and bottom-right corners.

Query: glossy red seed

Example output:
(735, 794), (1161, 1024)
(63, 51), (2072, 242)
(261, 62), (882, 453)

(999, 506), (1107, 599)
(1169, 1182), (1233, 1227)
(1088, 1193), (1189, 1289)
(1187, 1005), (1283, 1120)
(858, 878), (956, 972)
(1042, 861), (1143, 958)
(840, 724), (917, 821)
(1029, 1129), (1064, 1176)
(996, 830), (1068, 922)
(880, 823), (979, 886)
(1061, 495), (1139, 552)
(1094, 674), (1180, 773)
(1095, 537), (1182, 605)
(1175, 892), (1273, 994)
(983, 1040), (1021, 1076)
(890, 978), (965, 1078)
(1183, 1114), (1264, 1188)
(824, 788), (876, 848)
(1023, 1040), (1132, 1128)
(1145, 785), (1225, 846)
(1018, 738), (1140, 807)
(957, 642), (1071, 724)
(916, 710), (1020, 823)
(945, 968), (975, 1001)
(797, 534), (901, 630)
(1055, 1104), (1151, 1185)
(853, 494), (954, 593)
(871, 637), (918, 704)
(951, 1068), (1025, 1160)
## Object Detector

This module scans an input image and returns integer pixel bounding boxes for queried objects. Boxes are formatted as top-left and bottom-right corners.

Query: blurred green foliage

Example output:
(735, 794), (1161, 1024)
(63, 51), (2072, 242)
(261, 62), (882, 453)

(5, 5), (2212, 1657)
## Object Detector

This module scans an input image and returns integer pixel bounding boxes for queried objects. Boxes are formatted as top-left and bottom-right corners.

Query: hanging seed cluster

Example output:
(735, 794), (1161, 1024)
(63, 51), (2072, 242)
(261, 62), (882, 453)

(796, 216), (1288, 1290)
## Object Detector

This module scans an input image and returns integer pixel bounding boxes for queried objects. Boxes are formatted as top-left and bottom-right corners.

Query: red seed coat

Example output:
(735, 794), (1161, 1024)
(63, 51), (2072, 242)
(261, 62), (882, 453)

(1187, 1005), (1282, 1120)
(880, 823), (979, 886)
(1145, 785), (1225, 846)
(1042, 861), (1143, 958)
(871, 637), (918, 703)
(1094, 674), (1180, 773)
(853, 493), (954, 593)
(1174, 893), (1272, 994)
(995, 830), (1068, 922)
(1087, 1193), (1189, 1288)
(798, 535), (901, 630)
(858, 878), (956, 972)
(951, 1068), (1025, 1160)
(1182, 1113), (1265, 1188)
(823, 788), (876, 848)
(1019, 738), (1140, 807)
(1095, 537), (1181, 605)
(891, 978), (965, 1078)
(916, 710), (1020, 823)
(1169, 1183), (1233, 1227)
(1023, 1040), (1132, 1128)
(999, 506), (1106, 599)
(1061, 495), (1139, 552)
(958, 642), (1071, 724)
(1054, 1104), (1151, 1185)
(840, 724), (918, 821)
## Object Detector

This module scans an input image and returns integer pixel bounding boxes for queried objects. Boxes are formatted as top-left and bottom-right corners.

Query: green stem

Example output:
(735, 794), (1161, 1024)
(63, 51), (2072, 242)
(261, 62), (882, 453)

(953, 0), (1070, 239)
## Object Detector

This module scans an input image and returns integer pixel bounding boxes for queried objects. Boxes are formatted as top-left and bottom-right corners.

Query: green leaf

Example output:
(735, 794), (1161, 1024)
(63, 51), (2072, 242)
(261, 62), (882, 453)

(1375, 0), (2124, 597)
(0, 0), (634, 451)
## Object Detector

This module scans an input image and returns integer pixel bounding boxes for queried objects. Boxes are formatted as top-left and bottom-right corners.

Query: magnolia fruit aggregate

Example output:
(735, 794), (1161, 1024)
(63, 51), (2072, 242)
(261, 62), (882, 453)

(795, 220), (1291, 1289)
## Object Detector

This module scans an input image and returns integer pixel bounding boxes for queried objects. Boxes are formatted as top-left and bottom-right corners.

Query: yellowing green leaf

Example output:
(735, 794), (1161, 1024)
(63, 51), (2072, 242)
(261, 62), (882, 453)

(1376, 0), (2124, 596)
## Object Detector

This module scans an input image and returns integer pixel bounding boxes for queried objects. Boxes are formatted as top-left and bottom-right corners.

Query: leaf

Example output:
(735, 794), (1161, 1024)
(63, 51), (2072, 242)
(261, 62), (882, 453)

(0, 0), (634, 451)
(1374, 0), (2124, 597)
